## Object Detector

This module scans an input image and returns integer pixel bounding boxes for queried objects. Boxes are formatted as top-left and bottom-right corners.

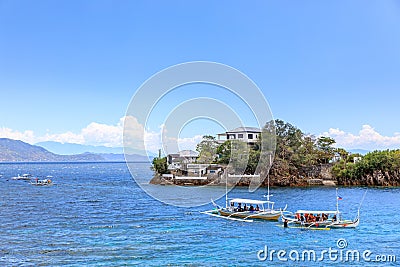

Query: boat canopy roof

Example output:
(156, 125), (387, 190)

(229, 198), (272, 205)
(296, 210), (340, 214)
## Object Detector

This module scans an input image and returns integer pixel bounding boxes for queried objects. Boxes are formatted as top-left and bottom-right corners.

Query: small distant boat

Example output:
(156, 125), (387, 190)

(12, 174), (33, 180)
(281, 188), (366, 230)
(30, 178), (53, 186)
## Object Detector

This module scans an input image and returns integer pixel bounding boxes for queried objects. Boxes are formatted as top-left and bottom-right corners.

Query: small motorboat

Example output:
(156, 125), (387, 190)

(12, 174), (33, 180)
(30, 178), (53, 186)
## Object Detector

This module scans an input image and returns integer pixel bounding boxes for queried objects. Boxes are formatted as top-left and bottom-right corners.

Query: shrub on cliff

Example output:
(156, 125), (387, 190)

(151, 157), (169, 175)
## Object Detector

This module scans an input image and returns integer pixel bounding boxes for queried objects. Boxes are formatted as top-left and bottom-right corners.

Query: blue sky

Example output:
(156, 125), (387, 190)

(1, 1), (400, 151)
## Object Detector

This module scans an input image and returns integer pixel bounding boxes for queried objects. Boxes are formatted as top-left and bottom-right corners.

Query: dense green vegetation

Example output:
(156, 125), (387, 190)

(196, 119), (339, 175)
(333, 149), (400, 181)
(270, 119), (337, 174)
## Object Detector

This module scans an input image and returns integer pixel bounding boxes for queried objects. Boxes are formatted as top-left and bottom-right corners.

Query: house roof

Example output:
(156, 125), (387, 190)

(178, 150), (199, 157)
(171, 156), (187, 162)
(226, 127), (261, 133)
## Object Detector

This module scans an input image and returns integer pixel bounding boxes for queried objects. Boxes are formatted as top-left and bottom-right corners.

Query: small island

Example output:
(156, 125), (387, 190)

(151, 120), (400, 187)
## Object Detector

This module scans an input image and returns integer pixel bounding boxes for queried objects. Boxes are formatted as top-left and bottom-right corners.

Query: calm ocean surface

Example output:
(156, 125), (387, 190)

(0, 162), (399, 266)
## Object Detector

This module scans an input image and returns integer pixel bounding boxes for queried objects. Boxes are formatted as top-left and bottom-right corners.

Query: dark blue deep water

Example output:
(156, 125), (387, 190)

(0, 162), (399, 266)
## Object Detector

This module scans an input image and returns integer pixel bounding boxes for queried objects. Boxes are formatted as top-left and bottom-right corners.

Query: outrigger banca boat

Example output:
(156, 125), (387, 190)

(201, 197), (286, 222)
(201, 155), (288, 223)
(280, 188), (366, 229)
(30, 179), (53, 186)
(12, 174), (33, 180)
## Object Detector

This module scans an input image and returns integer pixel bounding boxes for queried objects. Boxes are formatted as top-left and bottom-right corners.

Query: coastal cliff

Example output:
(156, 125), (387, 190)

(337, 170), (400, 186)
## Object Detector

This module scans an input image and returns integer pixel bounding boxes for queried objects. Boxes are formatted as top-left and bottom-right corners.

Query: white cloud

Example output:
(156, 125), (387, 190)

(43, 131), (84, 145)
(323, 125), (400, 150)
(0, 127), (37, 144)
(82, 120), (124, 147)
(178, 135), (203, 151)
(0, 116), (204, 153)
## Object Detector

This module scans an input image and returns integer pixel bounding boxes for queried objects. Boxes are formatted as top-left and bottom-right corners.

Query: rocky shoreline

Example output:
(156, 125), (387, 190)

(336, 170), (400, 186)
(150, 174), (331, 187)
(150, 164), (400, 187)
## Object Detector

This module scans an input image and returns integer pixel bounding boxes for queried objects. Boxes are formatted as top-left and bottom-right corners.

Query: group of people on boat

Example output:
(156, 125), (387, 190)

(32, 178), (52, 185)
(295, 213), (336, 223)
(231, 202), (260, 212)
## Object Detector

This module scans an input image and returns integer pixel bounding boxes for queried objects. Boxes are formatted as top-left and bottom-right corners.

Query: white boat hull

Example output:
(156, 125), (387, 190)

(281, 214), (359, 229)
(219, 209), (281, 221)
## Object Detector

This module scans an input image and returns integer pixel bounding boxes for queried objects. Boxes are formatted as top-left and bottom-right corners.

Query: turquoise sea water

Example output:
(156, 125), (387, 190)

(0, 162), (399, 266)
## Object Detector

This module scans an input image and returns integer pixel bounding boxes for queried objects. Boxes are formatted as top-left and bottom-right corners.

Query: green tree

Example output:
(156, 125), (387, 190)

(216, 140), (232, 164)
(294, 135), (318, 166)
(317, 136), (336, 164)
(196, 135), (218, 163)
(151, 157), (169, 175)
(260, 120), (276, 154)
(229, 140), (250, 173)
(336, 148), (349, 166)
(336, 148), (349, 161)
(274, 119), (303, 161)
(245, 149), (260, 174)
(331, 148), (350, 176)
(216, 140), (251, 173)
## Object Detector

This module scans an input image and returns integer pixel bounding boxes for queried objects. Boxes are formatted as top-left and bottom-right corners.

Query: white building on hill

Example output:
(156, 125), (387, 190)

(217, 127), (261, 145)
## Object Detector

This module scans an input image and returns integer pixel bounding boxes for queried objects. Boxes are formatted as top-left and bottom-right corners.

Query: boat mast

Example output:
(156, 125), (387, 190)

(336, 187), (339, 213)
(225, 171), (228, 208)
(267, 154), (270, 201)
(266, 154), (272, 209)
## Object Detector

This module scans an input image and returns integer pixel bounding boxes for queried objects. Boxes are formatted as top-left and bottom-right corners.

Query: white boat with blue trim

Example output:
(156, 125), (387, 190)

(280, 188), (366, 229)
(204, 197), (285, 222)
(201, 155), (287, 222)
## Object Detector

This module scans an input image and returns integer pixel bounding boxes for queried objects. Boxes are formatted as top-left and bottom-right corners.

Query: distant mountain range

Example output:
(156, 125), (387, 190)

(0, 138), (151, 162)
(35, 141), (152, 156)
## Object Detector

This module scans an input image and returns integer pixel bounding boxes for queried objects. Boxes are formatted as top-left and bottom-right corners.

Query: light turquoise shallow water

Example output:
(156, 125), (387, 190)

(0, 162), (399, 266)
